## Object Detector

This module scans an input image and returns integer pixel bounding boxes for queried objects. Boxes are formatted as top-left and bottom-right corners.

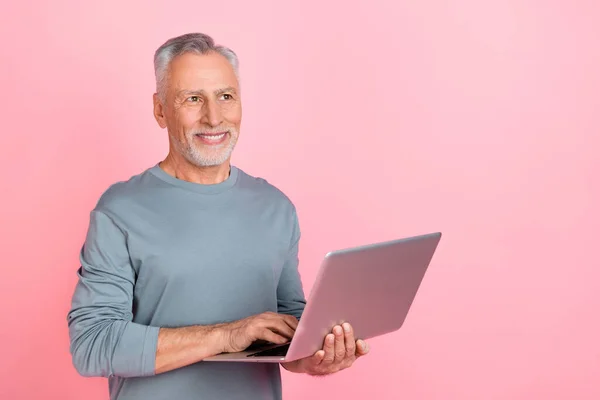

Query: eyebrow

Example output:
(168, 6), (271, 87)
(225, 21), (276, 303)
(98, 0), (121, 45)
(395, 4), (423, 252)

(177, 87), (238, 97)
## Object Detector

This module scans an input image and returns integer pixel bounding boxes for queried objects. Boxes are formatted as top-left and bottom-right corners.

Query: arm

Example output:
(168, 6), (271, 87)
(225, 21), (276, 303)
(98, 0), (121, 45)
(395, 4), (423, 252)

(67, 210), (228, 377)
(67, 210), (161, 378)
(154, 312), (298, 374)
(153, 325), (225, 374)
(275, 207), (307, 320)
(67, 210), (296, 378)
(276, 208), (308, 373)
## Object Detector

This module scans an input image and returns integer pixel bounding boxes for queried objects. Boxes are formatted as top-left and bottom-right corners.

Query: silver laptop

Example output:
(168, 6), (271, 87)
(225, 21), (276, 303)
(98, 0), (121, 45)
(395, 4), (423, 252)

(203, 232), (442, 363)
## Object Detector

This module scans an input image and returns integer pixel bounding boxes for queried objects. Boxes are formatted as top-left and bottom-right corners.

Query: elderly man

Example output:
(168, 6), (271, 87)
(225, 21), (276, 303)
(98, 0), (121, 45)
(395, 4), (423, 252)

(67, 32), (369, 400)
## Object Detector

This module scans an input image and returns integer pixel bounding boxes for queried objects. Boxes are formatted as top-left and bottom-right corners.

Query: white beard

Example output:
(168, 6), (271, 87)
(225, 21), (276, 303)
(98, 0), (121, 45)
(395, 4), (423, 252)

(171, 128), (239, 167)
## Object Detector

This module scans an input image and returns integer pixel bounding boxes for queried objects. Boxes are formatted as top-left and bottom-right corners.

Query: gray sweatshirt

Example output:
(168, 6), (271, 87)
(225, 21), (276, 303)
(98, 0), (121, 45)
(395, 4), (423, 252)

(67, 163), (307, 400)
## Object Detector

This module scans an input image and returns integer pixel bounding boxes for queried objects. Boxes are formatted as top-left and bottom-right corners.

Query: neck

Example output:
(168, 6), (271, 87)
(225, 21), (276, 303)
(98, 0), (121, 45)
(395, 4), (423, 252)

(159, 153), (231, 185)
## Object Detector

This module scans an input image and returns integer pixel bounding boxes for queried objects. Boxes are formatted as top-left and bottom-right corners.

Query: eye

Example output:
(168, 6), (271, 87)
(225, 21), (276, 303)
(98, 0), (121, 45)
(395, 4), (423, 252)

(220, 93), (234, 101)
(187, 96), (200, 102)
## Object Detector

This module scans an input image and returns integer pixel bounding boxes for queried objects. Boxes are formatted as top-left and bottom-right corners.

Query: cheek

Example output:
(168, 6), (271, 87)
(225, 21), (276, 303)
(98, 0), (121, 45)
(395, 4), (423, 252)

(173, 109), (199, 131)
(223, 104), (242, 126)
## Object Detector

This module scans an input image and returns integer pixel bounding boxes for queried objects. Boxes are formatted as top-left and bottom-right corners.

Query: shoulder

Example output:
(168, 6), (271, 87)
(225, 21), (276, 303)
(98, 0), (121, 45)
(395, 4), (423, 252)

(235, 166), (298, 214)
(235, 166), (301, 240)
(93, 166), (156, 216)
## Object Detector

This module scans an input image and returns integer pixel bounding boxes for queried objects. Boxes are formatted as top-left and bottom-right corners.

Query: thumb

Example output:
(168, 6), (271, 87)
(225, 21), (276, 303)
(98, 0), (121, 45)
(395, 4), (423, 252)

(309, 350), (325, 366)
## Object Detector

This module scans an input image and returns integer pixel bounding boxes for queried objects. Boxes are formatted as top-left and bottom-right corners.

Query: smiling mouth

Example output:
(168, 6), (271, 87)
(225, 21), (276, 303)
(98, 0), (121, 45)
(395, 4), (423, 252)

(195, 131), (228, 144)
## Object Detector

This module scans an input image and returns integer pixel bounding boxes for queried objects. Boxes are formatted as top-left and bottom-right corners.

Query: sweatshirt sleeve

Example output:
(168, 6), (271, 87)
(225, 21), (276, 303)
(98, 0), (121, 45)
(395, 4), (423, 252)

(276, 207), (307, 320)
(67, 210), (160, 378)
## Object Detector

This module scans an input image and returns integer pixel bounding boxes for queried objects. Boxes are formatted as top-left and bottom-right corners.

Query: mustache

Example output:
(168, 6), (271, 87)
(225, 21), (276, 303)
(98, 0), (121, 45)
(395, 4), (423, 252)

(188, 127), (236, 135)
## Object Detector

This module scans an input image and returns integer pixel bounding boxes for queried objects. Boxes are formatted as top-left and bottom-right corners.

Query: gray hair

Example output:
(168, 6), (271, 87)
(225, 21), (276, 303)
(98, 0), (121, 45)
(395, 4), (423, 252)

(153, 33), (240, 102)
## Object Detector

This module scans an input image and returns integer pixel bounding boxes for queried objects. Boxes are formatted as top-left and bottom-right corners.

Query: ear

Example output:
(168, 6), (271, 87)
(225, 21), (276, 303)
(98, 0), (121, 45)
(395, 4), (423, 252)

(153, 93), (167, 129)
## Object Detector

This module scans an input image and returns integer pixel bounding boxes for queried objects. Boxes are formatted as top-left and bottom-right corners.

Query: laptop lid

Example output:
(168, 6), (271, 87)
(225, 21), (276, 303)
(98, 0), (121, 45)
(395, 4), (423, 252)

(285, 232), (442, 361)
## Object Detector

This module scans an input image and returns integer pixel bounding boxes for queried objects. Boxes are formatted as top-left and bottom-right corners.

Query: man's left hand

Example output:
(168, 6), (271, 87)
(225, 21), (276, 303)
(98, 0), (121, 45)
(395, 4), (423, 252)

(282, 322), (369, 376)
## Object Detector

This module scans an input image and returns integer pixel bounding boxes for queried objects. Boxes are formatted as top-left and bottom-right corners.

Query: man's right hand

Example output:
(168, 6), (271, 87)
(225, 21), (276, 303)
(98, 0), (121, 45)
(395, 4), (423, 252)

(219, 312), (299, 353)
(154, 312), (298, 374)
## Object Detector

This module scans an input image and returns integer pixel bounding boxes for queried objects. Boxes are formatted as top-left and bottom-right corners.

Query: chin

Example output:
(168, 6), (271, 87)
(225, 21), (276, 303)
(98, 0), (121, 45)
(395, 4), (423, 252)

(186, 150), (232, 168)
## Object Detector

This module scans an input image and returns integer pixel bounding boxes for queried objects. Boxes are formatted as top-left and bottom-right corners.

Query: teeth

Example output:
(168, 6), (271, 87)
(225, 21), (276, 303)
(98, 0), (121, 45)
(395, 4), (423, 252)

(200, 133), (225, 141)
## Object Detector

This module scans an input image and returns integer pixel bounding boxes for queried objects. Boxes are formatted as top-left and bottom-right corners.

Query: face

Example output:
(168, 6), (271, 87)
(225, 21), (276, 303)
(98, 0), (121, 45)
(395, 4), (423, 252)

(153, 51), (242, 168)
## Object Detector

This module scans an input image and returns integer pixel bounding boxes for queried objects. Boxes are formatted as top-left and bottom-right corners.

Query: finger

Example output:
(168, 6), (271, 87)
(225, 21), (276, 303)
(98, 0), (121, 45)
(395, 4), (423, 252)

(263, 313), (298, 333)
(281, 314), (300, 330)
(355, 339), (369, 356)
(333, 325), (346, 363)
(322, 334), (335, 363)
(258, 328), (289, 345)
(310, 350), (325, 366)
(267, 320), (296, 340)
(342, 323), (356, 358)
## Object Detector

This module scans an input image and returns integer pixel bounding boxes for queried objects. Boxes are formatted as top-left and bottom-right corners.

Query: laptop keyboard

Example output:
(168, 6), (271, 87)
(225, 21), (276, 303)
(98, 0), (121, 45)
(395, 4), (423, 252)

(246, 343), (290, 358)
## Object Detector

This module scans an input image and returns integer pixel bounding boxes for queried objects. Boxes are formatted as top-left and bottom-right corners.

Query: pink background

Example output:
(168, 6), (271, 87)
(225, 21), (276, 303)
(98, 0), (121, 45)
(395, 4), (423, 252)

(2, 1), (599, 399)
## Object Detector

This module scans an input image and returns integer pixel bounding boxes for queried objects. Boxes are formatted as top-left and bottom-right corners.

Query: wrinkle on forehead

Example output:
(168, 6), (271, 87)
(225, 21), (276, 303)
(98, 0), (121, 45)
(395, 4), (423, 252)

(167, 52), (239, 96)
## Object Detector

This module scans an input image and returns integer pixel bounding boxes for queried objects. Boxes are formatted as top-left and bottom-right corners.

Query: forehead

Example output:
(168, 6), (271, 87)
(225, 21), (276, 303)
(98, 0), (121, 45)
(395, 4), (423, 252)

(168, 51), (239, 93)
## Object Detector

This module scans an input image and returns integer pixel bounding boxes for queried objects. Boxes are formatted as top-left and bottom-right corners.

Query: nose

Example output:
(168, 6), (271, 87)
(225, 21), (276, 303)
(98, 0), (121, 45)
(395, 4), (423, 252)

(201, 99), (223, 127)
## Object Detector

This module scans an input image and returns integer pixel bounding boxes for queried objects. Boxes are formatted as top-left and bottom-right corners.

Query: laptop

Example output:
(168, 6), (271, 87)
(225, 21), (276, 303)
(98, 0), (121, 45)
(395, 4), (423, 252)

(203, 232), (442, 363)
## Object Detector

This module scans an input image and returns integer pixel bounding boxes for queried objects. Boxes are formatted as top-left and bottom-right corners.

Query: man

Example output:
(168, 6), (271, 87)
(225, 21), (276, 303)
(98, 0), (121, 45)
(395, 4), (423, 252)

(67, 32), (369, 400)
